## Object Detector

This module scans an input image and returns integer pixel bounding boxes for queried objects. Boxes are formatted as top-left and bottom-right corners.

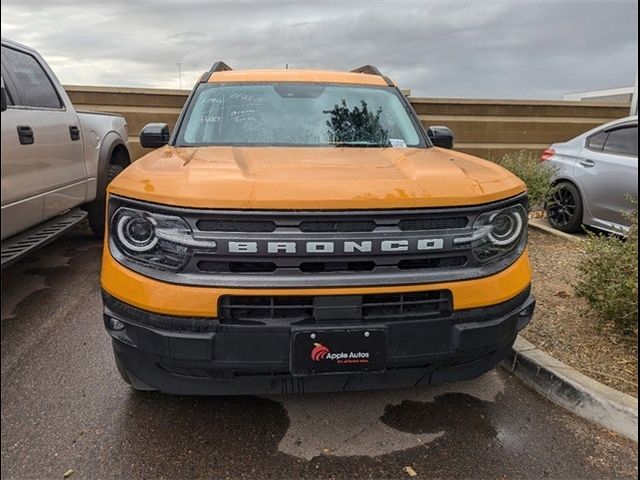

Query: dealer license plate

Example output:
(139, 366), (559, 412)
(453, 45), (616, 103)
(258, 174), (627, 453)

(291, 328), (386, 375)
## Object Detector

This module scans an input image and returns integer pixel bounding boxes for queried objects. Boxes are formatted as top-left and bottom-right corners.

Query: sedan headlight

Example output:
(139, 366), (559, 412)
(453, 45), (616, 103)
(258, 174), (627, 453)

(110, 206), (215, 272)
(454, 204), (527, 264)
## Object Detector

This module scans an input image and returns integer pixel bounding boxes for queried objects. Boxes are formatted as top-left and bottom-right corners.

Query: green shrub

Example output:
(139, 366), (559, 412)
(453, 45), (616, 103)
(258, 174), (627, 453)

(574, 205), (638, 335)
(493, 150), (556, 211)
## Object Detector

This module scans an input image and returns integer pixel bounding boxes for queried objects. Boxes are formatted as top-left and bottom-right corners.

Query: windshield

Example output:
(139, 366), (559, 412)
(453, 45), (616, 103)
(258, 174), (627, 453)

(176, 83), (425, 147)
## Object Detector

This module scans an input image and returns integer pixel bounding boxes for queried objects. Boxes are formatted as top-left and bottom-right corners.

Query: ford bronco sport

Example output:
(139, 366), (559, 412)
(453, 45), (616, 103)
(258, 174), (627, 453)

(101, 63), (534, 394)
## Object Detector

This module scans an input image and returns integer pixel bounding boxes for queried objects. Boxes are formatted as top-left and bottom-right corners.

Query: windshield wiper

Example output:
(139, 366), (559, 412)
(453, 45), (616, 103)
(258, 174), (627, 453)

(330, 141), (388, 148)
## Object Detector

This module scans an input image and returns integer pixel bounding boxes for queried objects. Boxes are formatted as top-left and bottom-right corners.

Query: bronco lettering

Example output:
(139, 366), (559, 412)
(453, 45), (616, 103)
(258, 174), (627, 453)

(225, 238), (447, 255)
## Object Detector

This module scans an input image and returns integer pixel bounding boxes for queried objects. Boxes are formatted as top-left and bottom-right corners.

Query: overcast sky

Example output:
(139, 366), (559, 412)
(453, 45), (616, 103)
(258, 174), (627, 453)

(1, 0), (637, 98)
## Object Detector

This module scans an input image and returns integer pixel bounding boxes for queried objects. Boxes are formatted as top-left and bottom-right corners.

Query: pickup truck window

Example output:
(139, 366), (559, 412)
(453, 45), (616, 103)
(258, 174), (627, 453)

(177, 83), (424, 147)
(0, 75), (15, 106)
(1, 46), (62, 109)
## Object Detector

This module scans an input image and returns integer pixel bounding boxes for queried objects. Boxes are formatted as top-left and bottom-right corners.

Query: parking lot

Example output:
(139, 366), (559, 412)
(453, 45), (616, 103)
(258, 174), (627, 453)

(1, 227), (637, 479)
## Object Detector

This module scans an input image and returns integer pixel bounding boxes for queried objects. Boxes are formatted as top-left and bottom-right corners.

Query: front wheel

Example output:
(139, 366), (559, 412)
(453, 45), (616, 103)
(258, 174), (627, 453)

(546, 182), (583, 233)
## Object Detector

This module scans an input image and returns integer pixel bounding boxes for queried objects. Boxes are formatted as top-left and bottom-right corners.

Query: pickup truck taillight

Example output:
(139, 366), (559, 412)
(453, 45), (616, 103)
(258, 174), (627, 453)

(540, 148), (555, 162)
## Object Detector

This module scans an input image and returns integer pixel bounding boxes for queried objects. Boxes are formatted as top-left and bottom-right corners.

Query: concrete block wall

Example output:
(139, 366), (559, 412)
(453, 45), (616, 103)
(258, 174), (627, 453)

(65, 85), (630, 161)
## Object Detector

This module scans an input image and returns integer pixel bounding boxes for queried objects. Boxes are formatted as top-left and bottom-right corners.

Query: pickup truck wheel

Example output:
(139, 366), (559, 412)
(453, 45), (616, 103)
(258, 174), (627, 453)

(87, 164), (124, 239)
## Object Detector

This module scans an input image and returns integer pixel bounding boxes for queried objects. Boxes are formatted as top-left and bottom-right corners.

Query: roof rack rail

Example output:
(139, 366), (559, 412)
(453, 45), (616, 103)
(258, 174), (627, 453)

(350, 65), (394, 87)
(351, 65), (383, 76)
(209, 61), (233, 74)
(200, 61), (233, 82)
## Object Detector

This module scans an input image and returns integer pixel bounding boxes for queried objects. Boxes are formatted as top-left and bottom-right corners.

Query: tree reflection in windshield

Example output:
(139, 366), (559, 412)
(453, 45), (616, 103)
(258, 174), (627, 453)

(324, 100), (389, 145)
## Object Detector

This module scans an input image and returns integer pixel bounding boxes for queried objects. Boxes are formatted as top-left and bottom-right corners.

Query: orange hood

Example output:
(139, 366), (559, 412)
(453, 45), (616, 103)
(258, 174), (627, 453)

(108, 146), (525, 209)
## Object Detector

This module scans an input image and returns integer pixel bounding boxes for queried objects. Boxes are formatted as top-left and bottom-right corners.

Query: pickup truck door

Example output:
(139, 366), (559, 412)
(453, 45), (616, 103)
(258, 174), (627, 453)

(0, 44), (86, 238)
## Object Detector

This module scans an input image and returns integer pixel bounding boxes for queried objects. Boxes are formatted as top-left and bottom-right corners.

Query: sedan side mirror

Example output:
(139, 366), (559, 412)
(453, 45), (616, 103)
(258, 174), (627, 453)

(427, 126), (454, 149)
(140, 123), (170, 148)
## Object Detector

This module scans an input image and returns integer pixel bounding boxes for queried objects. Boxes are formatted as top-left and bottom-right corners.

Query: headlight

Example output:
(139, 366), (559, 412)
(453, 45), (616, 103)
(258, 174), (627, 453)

(454, 204), (527, 264)
(116, 214), (157, 252)
(110, 206), (216, 272)
(486, 209), (524, 246)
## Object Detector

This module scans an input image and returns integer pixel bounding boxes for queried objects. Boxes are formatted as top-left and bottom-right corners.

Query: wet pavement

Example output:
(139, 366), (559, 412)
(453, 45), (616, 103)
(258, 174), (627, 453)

(1, 228), (637, 479)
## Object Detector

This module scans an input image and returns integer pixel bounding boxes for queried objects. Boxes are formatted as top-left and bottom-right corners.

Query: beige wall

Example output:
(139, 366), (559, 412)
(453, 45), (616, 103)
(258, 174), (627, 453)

(65, 85), (630, 161)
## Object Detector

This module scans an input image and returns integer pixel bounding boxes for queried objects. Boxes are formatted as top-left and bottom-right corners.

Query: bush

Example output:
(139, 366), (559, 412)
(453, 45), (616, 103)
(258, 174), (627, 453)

(574, 205), (638, 335)
(493, 150), (556, 211)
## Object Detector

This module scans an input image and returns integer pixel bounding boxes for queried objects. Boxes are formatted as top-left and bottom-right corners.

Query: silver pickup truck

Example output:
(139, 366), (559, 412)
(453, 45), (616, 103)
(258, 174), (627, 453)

(1, 38), (130, 267)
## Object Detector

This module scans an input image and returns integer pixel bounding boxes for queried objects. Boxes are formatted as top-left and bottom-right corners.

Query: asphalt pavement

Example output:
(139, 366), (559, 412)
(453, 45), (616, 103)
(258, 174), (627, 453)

(1, 227), (637, 479)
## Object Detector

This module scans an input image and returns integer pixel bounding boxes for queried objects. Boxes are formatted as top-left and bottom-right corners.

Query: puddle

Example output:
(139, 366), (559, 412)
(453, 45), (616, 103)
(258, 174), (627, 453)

(1, 269), (47, 321)
(271, 369), (504, 459)
(1, 247), (74, 321)
(380, 393), (496, 437)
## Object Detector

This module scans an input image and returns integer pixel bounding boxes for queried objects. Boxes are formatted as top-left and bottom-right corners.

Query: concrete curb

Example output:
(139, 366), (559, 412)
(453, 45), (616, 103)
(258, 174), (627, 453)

(528, 217), (584, 243)
(501, 336), (638, 442)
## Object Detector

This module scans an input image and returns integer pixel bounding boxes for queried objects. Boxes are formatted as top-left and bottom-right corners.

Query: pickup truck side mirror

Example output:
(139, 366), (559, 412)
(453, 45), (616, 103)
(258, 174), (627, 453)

(426, 126), (454, 149)
(1, 86), (7, 112)
(140, 123), (170, 148)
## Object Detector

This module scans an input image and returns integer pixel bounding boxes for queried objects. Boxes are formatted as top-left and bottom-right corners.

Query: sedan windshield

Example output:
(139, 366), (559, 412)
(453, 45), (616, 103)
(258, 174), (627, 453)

(177, 83), (424, 147)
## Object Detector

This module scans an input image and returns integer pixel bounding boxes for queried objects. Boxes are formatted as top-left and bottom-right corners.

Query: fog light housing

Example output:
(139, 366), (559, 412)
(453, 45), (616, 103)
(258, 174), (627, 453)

(518, 304), (534, 317)
(108, 317), (126, 331)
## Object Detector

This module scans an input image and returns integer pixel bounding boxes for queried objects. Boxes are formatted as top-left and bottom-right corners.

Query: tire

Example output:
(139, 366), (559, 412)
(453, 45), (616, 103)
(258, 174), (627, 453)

(87, 163), (124, 239)
(546, 182), (583, 233)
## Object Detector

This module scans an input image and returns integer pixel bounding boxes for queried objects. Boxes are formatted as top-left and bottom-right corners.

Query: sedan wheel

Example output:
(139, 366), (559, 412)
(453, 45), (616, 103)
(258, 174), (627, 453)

(546, 182), (583, 233)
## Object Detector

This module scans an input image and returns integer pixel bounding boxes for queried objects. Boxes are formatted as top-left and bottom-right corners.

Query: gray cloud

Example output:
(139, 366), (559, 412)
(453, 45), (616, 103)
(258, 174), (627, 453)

(1, 0), (637, 98)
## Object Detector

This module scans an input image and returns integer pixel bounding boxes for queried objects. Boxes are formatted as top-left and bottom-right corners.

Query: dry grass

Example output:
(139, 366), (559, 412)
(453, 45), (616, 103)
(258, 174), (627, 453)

(523, 228), (638, 397)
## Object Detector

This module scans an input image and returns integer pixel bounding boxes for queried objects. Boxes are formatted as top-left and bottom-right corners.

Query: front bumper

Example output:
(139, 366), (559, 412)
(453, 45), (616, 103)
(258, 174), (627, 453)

(103, 287), (534, 395)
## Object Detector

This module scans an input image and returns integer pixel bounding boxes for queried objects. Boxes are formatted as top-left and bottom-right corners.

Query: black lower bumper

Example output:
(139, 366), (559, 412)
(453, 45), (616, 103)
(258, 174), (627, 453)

(103, 288), (534, 395)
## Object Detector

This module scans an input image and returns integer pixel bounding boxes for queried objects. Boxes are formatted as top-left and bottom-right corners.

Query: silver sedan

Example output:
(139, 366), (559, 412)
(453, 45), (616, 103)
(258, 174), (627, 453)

(542, 115), (638, 233)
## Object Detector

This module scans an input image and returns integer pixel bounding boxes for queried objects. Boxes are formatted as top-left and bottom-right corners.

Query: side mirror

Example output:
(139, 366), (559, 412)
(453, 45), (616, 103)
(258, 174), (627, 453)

(427, 126), (454, 149)
(140, 123), (170, 148)
(1, 86), (7, 112)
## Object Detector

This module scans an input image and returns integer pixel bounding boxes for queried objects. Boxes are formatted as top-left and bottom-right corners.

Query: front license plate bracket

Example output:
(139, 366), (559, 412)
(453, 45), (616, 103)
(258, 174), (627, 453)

(290, 328), (386, 375)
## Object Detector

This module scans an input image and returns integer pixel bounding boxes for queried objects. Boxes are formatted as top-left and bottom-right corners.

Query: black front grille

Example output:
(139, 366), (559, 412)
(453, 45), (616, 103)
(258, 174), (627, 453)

(197, 219), (277, 232)
(299, 261), (376, 273)
(361, 291), (452, 321)
(196, 215), (468, 233)
(397, 256), (467, 270)
(198, 256), (467, 274)
(198, 261), (277, 273)
(398, 216), (468, 231)
(299, 220), (376, 232)
(218, 290), (452, 325)
(186, 209), (475, 281)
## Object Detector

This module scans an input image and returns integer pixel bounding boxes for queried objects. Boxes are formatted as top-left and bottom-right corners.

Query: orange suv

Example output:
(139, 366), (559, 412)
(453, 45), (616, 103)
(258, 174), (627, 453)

(101, 63), (534, 394)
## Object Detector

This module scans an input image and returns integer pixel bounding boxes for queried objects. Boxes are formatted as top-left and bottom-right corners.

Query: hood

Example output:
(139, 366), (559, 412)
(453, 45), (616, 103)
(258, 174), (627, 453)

(108, 146), (525, 209)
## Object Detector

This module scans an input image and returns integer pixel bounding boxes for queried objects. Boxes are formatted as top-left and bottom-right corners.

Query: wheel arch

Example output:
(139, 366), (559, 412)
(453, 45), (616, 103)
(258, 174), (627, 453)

(96, 133), (131, 202)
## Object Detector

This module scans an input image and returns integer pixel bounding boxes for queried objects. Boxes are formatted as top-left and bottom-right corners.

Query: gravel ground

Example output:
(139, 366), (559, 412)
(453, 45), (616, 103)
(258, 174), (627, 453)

(524, 227), (638, 397)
